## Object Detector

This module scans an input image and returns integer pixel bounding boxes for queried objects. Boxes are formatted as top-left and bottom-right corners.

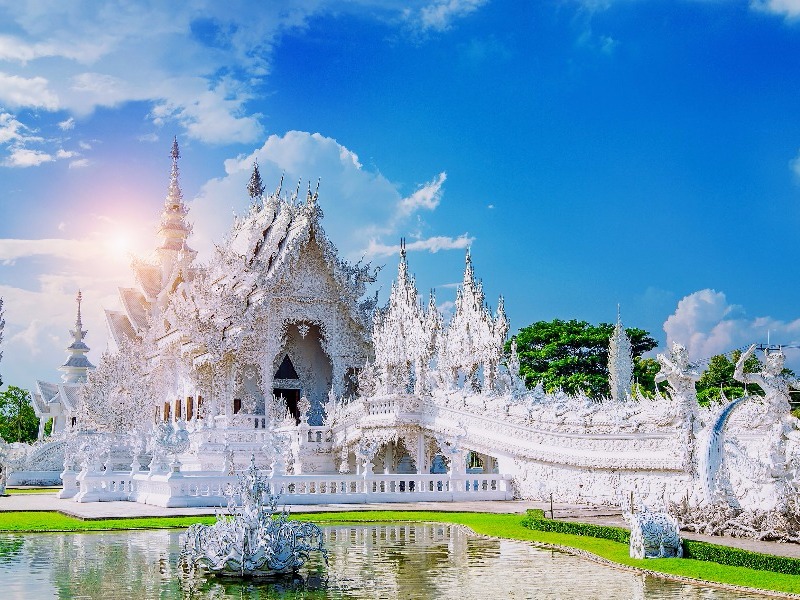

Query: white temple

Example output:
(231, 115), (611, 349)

(12, 139), (800, 538)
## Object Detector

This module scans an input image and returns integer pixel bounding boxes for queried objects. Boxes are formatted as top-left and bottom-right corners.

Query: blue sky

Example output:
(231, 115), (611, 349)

(3, 0), (800, 388)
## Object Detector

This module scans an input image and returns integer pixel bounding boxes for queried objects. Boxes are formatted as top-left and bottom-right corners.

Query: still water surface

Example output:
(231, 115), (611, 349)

(0, 523), (765, 599)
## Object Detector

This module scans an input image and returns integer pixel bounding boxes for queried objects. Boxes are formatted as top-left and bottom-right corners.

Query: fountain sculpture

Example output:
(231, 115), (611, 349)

(181, 456), (327, 578)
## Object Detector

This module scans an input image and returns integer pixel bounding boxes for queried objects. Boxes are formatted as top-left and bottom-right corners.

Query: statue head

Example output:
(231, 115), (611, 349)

(765, 349), (785, 375)
(671, 342), (689, 369)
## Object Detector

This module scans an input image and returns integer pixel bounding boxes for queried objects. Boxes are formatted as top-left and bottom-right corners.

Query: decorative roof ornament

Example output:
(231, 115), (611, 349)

(156, 137), (194, 256)
(247, 161), (266, 200)
(60, 290), (95, 383)
(608, 306), (633, 402)
(463, 247), (475, 290)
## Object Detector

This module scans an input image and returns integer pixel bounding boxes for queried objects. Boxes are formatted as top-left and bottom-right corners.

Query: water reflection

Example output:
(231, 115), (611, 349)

(0, 524), (763, 599)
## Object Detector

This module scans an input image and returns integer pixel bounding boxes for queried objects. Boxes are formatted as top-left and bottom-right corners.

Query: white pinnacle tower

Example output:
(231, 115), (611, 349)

(59, 290), (95, 383)
(155, 137), (196, 281)
(608, 306), (633, 402)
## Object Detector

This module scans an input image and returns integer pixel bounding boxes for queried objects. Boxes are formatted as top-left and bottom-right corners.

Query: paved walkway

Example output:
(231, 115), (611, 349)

(3, 492), (800, 560)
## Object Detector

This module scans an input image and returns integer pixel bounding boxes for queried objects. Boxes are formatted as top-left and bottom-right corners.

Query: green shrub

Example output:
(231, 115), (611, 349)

(523, 509), (800, 576)
(521, 509), (630, 544)
(683, 539), (800, 575)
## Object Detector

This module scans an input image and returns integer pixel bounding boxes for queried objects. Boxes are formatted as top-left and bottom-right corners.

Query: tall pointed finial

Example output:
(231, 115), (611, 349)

(293, 178), (301, 202)
(76, 289), (83, 329)
(400, 237), (407, 262)
(157, 136), (195, 262)
(608, 306), (633, 402)
(463, 246), (475, 287)
(314, 177), (320, 201)
(247, 160), (266, 199)
(275, 173), (285, 197)
(166, 136), (183, 206)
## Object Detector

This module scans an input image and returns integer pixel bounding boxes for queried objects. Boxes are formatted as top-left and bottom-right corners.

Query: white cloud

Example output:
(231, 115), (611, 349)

(58, 117), (75, 130)
(3, 146), (86, 167)
(3, 148), (53, 167)
(78, 140), (92, 150)
(397, 172), (446, 216)
(364, 233), (474, 258)
(752, 0), (800, 19)
(0, 3), (484, 154)
(0, 238), (99, 264)
(137, 133), (159, 143)
(663, 289), (800, 365)
(69, 158), (90, 169)
(0, 111), (31, 144)
(0, 72), (59, 109)
(415, 0), (487, 32)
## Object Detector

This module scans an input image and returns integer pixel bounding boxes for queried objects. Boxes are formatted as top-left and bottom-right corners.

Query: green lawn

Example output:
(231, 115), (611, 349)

(6, 488), (60, 495)
(0, 511), (216, 531)
(0, 509), (798, 595)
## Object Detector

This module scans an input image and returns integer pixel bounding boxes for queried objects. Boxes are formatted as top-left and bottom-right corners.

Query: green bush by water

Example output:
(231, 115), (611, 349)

(522, 508), (800, 576)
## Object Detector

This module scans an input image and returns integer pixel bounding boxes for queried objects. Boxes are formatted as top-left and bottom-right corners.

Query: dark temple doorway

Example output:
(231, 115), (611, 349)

(273, 388), (300, 423)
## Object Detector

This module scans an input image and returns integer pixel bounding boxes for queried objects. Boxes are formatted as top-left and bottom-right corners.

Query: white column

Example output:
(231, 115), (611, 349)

(416, 433), (426, 474)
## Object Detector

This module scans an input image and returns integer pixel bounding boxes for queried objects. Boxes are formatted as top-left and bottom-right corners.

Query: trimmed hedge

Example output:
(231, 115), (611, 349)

(522, 509), (800, 575)
(521, 509), (630, 544)
(683, 539), (800, 576)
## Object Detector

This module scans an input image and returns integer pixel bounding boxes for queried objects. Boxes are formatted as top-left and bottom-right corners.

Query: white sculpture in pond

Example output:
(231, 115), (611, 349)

(181, 456), (327, 577)
(627, 509), (683, 559)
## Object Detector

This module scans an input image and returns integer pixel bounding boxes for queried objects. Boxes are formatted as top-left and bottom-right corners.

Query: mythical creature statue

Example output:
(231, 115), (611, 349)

(627, 509), (683, 559)
(655, 342), (701, 406)
(181, 456), (327, 577)
(734, 344), (800, 414)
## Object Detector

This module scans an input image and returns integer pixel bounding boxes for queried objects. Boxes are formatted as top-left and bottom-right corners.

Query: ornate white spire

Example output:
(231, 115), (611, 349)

(157, 137), (194, 256)
(60, 290), (95, 383)
(608, 306), (633, 402)
(247, 160), (266, 200)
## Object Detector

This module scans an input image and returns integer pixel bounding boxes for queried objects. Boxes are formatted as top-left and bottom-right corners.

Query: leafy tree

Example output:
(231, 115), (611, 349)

(507, 319), (658, 398)
(632, 356), (667, 397)
(0, 386), (39, 443)
(695, 350), (766, 406)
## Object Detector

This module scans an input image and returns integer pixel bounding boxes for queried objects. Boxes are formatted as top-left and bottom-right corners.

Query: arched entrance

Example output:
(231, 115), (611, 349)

(272, 322), (332, 425)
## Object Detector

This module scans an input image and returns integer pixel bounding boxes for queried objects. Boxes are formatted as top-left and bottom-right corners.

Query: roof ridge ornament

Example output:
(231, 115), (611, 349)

(247, 160), (266, 200)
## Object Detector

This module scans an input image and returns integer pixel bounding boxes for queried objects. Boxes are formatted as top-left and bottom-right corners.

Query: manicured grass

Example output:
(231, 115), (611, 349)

(1, 509), (799, 595)
(6, 487), (59, 495)
(0, 511), (216, 532)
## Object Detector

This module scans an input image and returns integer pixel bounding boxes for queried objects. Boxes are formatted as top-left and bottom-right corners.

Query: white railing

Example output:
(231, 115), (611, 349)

(120, 469), (512, 507)
(74, 469), (135, 503)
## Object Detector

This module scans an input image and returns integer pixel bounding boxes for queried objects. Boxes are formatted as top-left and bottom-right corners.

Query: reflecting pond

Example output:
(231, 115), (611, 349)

(0, 524), (765, 599)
